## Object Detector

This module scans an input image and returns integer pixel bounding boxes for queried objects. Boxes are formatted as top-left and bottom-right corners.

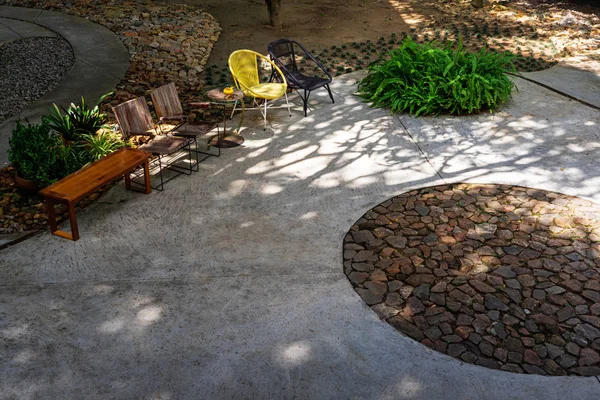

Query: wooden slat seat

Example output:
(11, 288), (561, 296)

(138, 134), (189, 154)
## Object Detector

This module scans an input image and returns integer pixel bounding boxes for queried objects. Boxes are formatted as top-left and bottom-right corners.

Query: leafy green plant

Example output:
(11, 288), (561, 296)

(81, 130), (126, 161)
(8, 121), (59, 188)
(53, 139), (92, 177)
(44, 92), (112, 141)
(357, 37), (516, 116)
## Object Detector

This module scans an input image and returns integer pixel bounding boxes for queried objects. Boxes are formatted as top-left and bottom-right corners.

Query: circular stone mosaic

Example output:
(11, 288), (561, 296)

(343, 184), (600, 376)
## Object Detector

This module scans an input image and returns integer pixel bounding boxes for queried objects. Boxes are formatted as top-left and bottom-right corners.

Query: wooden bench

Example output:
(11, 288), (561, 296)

(40, 147), (152, 241)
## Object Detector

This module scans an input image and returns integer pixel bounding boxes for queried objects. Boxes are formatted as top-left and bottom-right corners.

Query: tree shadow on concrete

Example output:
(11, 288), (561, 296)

(1, 71), (600, 398)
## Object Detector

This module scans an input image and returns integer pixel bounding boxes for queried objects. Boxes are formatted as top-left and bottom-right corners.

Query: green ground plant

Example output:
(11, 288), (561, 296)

(8, 94), (125, 189)
(357, 37), (516, 116)
(8, 121), (59, 187)
(81, 131), (125, 161)
(45, 93), (112, 142)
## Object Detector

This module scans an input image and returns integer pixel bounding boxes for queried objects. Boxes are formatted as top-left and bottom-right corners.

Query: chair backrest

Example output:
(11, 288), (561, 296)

(229, 50), (287, 95)
(268, 38), (332, 81)
(112, 97), (154, 141)
(229, 50), (260, 91)
(150, 82), (183, 120)
(267, 39), (298, 73)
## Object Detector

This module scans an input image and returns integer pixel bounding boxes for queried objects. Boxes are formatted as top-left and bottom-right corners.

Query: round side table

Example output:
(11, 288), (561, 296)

(206, 88), (245, 148)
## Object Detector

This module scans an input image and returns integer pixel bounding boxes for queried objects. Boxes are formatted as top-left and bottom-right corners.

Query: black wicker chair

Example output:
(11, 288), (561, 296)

(267, 38), (334, 117)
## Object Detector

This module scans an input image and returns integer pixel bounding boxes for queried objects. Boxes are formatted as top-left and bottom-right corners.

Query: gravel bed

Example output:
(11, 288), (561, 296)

(0, 36), (74, 123)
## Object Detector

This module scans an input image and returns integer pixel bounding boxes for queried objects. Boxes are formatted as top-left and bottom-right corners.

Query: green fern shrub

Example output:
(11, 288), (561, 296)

(357, 37), (516, 116)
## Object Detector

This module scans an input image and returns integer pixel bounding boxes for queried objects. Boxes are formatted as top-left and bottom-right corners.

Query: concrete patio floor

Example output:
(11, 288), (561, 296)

(1, 64), (600, 398)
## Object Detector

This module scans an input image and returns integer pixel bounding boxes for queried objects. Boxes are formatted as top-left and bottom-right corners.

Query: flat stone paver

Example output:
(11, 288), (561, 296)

(0, 6), (130, 167)
(344, 183), (600, 376)
(1, 70), (600, 399)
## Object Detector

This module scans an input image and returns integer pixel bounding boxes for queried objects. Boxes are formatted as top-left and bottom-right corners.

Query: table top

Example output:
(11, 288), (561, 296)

(207, 88), (244, 103)
(40, 147), (150, 202)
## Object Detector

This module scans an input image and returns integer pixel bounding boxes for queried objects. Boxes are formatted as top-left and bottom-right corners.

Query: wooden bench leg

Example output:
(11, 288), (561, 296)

(124, 159), (152, 194)
(68, 202), (79, 241)
(45, 198), (78, 241)
(124, 169), (132, 190)
(45, 197), (58, 233)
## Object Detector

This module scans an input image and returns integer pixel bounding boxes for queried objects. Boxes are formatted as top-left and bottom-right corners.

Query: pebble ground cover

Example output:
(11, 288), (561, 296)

(344, 184), (600, 376)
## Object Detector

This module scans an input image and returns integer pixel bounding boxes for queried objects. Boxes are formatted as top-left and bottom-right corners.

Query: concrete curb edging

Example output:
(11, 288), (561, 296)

(0, 5), (130, 166)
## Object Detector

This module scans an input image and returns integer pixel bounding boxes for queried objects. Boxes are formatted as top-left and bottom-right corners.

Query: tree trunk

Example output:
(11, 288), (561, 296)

(265, 0), (282, 28)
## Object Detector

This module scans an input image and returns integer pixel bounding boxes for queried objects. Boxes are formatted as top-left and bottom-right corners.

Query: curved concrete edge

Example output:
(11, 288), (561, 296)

(521, 50), (600, 110)
(0, 15), (57, 43)
(0, 5), (130, 166)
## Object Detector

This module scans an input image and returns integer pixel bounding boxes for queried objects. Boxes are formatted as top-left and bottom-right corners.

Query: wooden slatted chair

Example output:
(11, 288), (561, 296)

(112, 97), (195, 191)
(150, 82), (219, 157)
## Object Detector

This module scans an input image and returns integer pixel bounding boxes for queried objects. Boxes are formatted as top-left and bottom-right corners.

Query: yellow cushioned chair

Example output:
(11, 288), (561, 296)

(228, 49), (291, 129)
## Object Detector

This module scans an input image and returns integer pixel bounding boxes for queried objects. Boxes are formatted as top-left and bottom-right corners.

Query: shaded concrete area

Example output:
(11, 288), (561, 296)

(1, 69), (600, 398)
(0, 6), (130, 166)
(0, 15), (56, 43)
(521, 51), (600, 109)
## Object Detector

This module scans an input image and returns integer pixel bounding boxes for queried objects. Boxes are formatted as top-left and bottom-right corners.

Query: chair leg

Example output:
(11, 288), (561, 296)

(284, 92), (291, 117)
(263, 99), (268, 130)
(303, 89), (309, 117)
(157, 155), (165, 191)
(230, 100), (238, 120)
(190, 140), (198, 173)
(325, 84), (334, 103)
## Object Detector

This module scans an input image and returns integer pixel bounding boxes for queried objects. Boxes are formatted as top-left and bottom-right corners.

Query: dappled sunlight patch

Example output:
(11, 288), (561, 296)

(309, 173), (344, 189)
(98, 317), (125, 334)
(1, 324), (29, 339)
(92, 284), (115, 296)
(515, 156), (543, 165)
(348, 175), (381, 189)
(13, 349), (36, 364)
(220, 179), (249, 198)
(278, 342), (312, 366)
(235, 146), (269, 161)
(277, 155), (337, 180)
(391, 375), (425, 397)
(300, 211), (320, 220)
(280, 140), (312, 154)
(566, 143), (595, 153)
(261, 183), (284, 195)
(129, 295), (155, 309)
(136, 305), (163, 326)
(507, 117), (550, 131)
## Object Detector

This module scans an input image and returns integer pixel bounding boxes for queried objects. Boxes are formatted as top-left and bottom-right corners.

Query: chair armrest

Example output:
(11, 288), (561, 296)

(295, 41), (333, 80)
(269, 57), (303, 88)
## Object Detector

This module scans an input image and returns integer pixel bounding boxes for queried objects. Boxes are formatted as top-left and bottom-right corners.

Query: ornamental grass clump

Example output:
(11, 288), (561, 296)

(357, 37), (516, 116)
